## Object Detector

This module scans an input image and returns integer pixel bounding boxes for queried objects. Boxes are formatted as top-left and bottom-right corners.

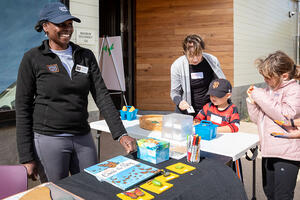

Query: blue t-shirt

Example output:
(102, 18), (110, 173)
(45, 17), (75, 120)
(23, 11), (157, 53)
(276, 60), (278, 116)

(51, 45), (74, 78)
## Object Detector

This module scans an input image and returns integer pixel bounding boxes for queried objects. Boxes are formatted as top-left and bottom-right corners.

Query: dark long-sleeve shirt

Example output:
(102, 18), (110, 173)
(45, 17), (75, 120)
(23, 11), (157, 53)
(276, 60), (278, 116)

(16, 40), (126, 163)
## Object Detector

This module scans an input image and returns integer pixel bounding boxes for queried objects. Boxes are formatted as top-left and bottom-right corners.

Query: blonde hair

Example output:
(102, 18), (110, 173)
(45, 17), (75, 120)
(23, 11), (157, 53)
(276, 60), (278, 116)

(256, 51), (300, 82)
(182, 34), (205, 56)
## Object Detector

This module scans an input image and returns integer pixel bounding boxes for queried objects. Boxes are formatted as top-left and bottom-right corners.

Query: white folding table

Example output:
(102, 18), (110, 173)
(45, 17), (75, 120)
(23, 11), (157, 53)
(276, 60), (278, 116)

(90, 117), (259, 200)
(90, 118), (259, 161)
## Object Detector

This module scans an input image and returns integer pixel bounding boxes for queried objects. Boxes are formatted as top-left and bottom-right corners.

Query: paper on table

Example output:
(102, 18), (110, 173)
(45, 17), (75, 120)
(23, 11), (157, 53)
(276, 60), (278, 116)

(169, 151), (186, 160)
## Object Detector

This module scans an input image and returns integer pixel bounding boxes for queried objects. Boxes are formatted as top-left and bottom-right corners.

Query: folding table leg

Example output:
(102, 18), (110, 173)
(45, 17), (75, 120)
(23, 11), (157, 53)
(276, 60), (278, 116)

(96, 131), (101, 161)
(252, 159), (256, 200)
(245, 146), (258, 200)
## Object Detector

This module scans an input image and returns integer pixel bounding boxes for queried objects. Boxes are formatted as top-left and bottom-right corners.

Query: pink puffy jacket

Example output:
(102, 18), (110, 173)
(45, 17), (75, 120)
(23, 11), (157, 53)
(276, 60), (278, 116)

(247, 79), (300, 161)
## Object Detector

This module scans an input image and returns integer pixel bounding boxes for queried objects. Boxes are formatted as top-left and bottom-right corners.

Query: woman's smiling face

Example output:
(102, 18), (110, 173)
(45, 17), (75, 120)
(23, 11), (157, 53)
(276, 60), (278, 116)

(43, 19), (73, 50)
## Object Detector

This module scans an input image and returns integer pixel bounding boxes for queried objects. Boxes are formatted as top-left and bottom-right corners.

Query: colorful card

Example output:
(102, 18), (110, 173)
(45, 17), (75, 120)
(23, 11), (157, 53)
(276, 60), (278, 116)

(140, 179), (173, 194)
(84, 156), (160, 190)
(116, 188), (154, 200)
(165, 162), (195, 174)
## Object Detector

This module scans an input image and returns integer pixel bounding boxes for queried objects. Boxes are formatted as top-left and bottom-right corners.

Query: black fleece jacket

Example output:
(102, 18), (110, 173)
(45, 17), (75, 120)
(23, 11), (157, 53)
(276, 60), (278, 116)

(16, 40), (126, 164)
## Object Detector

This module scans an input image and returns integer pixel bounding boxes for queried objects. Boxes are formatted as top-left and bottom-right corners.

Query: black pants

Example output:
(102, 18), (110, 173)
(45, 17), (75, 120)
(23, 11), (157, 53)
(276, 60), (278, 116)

(262, 157), (300, 200)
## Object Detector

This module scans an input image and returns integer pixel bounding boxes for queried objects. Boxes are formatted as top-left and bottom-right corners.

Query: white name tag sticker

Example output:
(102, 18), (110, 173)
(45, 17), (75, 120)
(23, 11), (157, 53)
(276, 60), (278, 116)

(75, 65), (88, 74)
(191, 72), (204, 79)
(210, 114), (222, 124)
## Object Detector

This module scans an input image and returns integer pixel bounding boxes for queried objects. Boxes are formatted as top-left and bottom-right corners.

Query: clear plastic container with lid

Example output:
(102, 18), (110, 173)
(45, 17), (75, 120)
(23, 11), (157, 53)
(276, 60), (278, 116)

(161, 113), (193, 141)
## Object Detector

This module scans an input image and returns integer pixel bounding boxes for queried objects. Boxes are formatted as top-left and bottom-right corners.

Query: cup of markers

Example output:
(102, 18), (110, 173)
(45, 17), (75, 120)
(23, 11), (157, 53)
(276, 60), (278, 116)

(187, 134), (201, 163)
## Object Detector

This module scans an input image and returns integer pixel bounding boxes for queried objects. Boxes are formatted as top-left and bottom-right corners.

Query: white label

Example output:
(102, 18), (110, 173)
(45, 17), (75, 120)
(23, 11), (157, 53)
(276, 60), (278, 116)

(191, 72), (204, 79)
(75, 65), (88, 74)
(210, 114), (222, 124)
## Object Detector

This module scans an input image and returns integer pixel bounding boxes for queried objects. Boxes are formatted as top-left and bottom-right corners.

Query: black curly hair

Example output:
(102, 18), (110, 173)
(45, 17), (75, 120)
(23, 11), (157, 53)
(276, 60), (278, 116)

(34, 20), (47, 32)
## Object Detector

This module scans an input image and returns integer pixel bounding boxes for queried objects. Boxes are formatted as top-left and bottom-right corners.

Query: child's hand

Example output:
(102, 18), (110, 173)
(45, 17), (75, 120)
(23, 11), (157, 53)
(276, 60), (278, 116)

(281, 115), (300, 127)
(193, 119), (200, 125)
(247, 85), (254, 95)
(286, 129), (300, 138)
(275, 115), (296, 127)
(246, 85), (255, 103)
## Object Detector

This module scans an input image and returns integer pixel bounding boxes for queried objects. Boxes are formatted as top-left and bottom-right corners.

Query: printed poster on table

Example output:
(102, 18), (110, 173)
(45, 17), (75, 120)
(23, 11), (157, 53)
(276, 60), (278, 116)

(84, 155), (159, 190)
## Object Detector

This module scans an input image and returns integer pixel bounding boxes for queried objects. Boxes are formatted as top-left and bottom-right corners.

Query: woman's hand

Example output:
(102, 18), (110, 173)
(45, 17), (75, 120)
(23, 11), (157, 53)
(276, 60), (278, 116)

(179, 100), (190, 111)
(23, 160), (38, 181)
(119, 135), (137, 154)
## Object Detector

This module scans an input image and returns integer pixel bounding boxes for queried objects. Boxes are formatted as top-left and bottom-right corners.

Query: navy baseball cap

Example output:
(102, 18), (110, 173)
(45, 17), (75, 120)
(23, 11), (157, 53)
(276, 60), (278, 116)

(207, 79), (232, 98)
(39, 2), (81, 24)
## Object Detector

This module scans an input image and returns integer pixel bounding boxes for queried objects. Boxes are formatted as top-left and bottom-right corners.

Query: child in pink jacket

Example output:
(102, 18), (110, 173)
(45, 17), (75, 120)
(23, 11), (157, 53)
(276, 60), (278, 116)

(247, 51), (300, 200)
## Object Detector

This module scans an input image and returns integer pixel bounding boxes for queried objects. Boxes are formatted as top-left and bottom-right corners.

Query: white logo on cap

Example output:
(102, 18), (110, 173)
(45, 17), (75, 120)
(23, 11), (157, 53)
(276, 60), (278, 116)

(59, 6), (68, 12)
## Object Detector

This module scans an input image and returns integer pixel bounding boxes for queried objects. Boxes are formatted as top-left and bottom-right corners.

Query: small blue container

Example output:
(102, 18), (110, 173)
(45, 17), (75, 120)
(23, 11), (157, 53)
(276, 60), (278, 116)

(120, 106), (138, 121)
(194, 120), (218, 140)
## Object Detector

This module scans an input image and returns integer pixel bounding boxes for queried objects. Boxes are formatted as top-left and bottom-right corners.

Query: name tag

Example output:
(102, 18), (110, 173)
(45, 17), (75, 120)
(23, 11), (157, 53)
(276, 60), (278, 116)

(191, 72), (204, 79)
(210, 114), (222, 124)
(75, 64), (88, 74)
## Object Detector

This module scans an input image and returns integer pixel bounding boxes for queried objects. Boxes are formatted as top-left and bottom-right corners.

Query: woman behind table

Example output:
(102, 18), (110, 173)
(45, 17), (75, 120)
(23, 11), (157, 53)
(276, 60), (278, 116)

(247, 51), (300, 200)
(16, 2), (136, 183)
(170, 34), (225, 116)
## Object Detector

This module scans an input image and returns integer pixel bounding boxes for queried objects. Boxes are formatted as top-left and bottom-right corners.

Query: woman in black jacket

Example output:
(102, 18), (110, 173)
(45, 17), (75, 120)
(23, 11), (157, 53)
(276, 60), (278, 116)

(16, 2), (136, 182)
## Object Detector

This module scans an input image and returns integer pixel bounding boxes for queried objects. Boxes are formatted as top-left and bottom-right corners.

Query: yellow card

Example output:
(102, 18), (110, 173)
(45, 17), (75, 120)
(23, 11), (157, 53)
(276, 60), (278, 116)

(116, 188), (154, 200)
(140, 180), (173, 194)
(165, 162), (195, 174)
(155, 172), (179, 182)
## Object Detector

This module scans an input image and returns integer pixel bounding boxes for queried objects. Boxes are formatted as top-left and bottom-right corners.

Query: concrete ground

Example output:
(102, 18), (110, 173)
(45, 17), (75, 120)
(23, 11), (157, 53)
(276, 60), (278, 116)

(28, 120), (300, 200)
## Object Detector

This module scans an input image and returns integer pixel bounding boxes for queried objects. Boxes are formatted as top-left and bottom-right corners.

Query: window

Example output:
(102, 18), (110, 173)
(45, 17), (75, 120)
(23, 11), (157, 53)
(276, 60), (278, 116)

(0, 0), (65, 124)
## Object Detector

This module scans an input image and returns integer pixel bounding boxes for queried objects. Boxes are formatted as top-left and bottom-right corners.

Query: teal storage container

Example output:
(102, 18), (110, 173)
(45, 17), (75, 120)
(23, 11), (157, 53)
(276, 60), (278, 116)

(194, 120), (218, 140)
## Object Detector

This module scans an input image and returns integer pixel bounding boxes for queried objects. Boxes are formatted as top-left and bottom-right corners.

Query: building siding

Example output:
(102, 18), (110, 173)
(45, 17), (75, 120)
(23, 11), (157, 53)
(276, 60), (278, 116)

(70, 0), (99, 57)
(136, 0), (234, 111)
(70, 0), (99, 112)
(234, 0), (296, 87)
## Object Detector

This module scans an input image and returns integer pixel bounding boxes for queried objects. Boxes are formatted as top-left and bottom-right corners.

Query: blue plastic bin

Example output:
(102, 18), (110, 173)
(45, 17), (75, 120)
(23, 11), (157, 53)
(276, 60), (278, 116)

(120, 106), (138, 121)
(194, 120), (218, 140)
